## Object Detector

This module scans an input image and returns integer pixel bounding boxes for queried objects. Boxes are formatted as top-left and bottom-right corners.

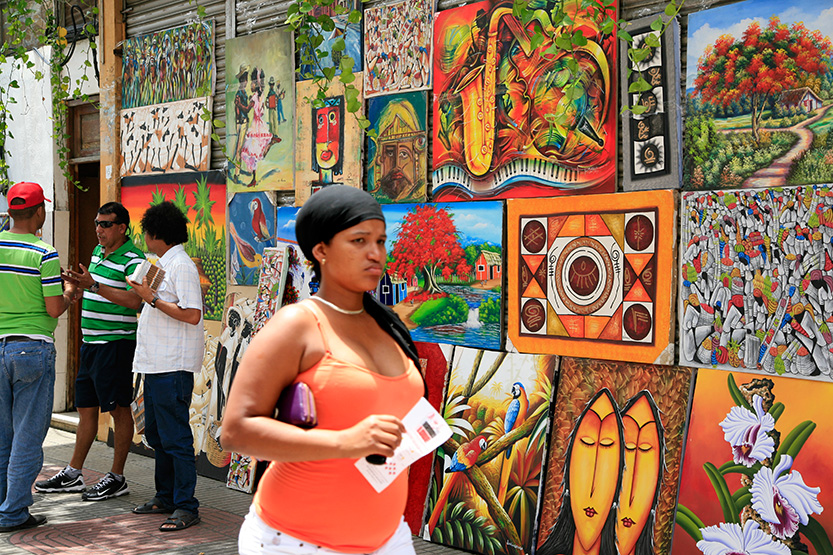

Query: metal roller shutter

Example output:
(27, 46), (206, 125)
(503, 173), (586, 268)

(235, 0), (293, 35)
(123, 0), (229, 172)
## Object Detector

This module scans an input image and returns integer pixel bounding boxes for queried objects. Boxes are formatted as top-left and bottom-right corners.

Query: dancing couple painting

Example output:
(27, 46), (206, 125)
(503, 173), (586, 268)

(226, 29), (294, 192)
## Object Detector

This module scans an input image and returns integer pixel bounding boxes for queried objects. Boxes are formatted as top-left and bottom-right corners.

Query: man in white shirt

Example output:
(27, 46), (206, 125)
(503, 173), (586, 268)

(127, 201), (203, 532)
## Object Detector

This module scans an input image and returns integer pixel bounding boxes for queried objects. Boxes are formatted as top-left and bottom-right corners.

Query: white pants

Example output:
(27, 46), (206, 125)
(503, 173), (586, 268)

(238, 505), (416, 555)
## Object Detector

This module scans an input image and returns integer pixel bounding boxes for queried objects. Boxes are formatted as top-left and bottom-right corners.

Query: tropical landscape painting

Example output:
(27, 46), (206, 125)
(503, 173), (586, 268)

(424, 348), (558, 555)
(685, 0), (833, 190)
(380, 202), (504, 350)
(120, 171), (227, 320)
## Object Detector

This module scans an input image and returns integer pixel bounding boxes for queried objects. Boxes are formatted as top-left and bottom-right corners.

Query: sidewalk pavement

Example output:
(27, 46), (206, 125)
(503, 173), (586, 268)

(0, 422), (466, 555)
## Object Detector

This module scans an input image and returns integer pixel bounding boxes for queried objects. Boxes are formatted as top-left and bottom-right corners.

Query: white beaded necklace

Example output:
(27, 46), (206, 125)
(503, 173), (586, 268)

(311, 296), (365, 315)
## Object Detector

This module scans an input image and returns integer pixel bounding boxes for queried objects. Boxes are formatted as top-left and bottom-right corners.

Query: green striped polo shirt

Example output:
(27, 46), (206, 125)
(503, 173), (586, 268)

(0, 231), (63, 339)
(81, 240), (145, 343)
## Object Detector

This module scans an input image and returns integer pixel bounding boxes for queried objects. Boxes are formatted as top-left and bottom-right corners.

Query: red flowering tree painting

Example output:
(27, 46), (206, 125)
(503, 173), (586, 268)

(389, 205), (471, 295)
(694, 18), (833, 142)
(381, 201), (504, 350)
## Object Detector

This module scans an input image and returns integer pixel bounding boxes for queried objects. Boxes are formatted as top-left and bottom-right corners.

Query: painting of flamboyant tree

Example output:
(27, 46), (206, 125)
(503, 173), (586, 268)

(685, 0), (833, 190)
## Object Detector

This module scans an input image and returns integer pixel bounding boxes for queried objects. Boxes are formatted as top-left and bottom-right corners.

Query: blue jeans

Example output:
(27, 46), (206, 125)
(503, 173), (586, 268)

(0, 339), (55, 527)
(142, 371), (199, 514)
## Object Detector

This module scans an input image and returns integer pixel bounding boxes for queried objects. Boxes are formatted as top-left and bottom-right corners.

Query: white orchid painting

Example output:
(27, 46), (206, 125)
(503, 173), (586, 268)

(674, 372), (831, 555)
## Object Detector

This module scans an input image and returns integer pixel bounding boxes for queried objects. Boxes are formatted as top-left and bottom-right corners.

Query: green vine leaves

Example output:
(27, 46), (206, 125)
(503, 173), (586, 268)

(0, 0), (99, 194)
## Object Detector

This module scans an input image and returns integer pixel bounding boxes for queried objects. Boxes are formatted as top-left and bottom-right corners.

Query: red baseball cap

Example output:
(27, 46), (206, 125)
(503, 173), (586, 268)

(8, 182), (51, 209)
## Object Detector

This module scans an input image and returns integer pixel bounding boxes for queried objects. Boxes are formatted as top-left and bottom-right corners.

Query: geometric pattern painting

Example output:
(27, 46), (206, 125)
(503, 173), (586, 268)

(363, 0), (433, 97)
(680, 185), (833, 380)
(252, 245), (290, 336)
(120, 97), (212, 177)
(121, 21), (215, 109)
(424, 347), (559, 555)
(507, 191), (676, 364)
(673, 369), (832, 555)
(431, 0), (617, 201)
(538, 357), (694, 555)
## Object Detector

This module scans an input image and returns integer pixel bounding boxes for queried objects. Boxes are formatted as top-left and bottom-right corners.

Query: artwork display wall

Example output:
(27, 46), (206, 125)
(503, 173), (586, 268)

(619, 15), (682, 191)
(295, 78), (364, 206)
(680, 186), (833, 380)
(538, 357), (694, 555)
(673, 369), (831, 555)
(508, 191), (677, 364)
(121, 21), (215, 109)
(226, 28), (295, 192)
(120, 171), (227, 321)
(363, 0), (434, 97)
(366, 91), (429, 204)
(431, 0), (618, 200)
(228, 191), (277, 286)
(120, 97), (212, 177)
(424, 347), (558, 555)
(380, 202), (504, 350)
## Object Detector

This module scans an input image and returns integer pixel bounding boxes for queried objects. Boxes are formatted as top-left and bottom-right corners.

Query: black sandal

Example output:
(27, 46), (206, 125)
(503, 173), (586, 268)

(159, 509), (200, 532)
(133, 498), (174, 515)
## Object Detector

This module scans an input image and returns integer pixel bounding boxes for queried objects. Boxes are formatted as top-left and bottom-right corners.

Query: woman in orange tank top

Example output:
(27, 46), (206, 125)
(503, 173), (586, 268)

(222, 186), (425, 554)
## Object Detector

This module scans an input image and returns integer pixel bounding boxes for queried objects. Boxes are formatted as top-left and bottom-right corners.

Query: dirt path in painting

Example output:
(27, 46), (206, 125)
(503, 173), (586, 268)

(392, 300), (421, 329)
(720, 104), (831, 188)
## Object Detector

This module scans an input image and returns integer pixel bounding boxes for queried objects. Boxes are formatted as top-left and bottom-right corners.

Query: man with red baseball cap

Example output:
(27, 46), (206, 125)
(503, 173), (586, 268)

(0, 181), (77, 532)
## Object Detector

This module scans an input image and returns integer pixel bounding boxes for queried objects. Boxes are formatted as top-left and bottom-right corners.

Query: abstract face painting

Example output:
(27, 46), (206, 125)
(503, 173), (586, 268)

(568, 389), (624, 553)
(618, 392), (663, 555)
(539, 358), (693, 555)
(313, 100), (343, 174)
(367, 91), (428, 203)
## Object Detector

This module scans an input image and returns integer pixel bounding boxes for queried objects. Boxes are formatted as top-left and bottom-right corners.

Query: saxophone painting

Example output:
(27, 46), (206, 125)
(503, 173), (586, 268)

(432, 0), (618, 200)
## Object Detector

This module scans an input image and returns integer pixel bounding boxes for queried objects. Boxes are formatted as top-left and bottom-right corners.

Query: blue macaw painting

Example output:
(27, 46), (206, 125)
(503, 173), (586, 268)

(424, 347), (558, 555)
(228, 191), (276, 285)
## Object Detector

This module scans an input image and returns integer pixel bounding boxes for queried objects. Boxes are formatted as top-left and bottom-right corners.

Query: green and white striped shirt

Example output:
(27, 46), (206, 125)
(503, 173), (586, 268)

(81, 240), (145, 343)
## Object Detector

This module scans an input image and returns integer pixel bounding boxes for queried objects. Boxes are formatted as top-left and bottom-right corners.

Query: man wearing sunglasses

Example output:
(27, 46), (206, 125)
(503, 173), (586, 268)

(36, 202), (145, 502)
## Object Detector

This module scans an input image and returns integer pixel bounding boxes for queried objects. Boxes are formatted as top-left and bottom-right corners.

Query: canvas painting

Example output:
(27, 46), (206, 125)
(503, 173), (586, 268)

(120, 171), (226, 320)
(294, 78), (364, 206)
(226, 452), (257, 493)
(199, 292), (257, 474)
(680, 185), (833, 379)
(253, 246), (290, 335)
(685, 0), (833, 190)
(538, 357), (694, 555)
(507, 191), (677, 364)
(620, 15), (682, 191)
(366, 91), (429, 204)
(121, 21), (215, 109)
(381, 201), (504, 350)
(431, 0), (617, 201)
(226, 28), (294, 192)
(296, 0), (361, 80)
(673, 369), (832, 555)
(120, 97), (212, 177)
(424, 348), (558, 554)
(228, 191), (276, 286)
(363, 0), (433, 97)
(405, 342), (453, 534)
(276, 207), (320, 304)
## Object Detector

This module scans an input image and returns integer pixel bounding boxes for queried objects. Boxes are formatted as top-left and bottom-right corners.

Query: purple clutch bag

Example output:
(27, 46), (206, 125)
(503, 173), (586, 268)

(276, 382), (317, 428)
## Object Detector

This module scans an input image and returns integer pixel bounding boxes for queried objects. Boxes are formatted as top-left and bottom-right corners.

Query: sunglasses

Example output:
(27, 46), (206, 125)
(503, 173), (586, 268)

(94, 220), (121, 228)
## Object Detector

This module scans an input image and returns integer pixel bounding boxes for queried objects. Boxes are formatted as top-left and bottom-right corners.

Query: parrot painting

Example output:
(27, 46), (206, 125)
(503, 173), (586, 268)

(249, 197), (273, 242)
(229, 222), (263, 269)
(504, 382), (528, 459)
(446, 435), (488, 473)
(427, 434), (489, 535)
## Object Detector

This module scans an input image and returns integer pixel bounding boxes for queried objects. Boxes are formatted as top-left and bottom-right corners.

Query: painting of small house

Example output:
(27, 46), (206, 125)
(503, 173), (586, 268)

(474, 250), (501, 282)
(376, 271), (408, 306)
(778, 87), (823, 113)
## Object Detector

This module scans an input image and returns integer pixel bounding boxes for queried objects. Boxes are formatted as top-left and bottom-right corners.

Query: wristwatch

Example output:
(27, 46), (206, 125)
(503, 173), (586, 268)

(150, 295), (159, 308)
(89, 281), (100, 294)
